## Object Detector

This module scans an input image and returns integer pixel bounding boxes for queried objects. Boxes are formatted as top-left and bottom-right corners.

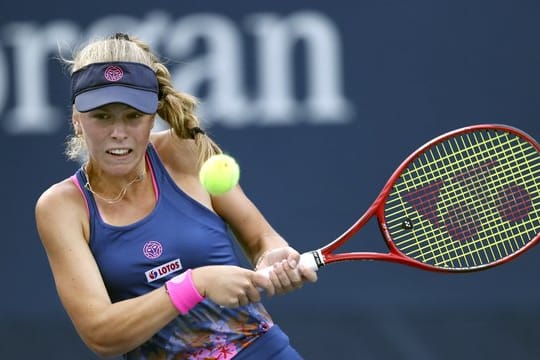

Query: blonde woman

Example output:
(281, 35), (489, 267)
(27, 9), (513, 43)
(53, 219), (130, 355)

(35, 33), (316, 359)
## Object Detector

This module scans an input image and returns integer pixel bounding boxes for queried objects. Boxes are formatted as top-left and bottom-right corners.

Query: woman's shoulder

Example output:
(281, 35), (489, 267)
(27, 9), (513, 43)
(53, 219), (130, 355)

(35, 177), (86, 216)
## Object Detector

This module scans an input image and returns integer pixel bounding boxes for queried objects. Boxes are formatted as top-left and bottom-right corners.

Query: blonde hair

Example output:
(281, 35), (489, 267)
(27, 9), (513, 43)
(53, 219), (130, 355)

(65, 34), (221, 166)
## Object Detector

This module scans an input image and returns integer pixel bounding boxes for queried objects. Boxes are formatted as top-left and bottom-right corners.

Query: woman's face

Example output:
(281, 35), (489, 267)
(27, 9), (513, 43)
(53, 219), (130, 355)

(74, 103), (155, 176)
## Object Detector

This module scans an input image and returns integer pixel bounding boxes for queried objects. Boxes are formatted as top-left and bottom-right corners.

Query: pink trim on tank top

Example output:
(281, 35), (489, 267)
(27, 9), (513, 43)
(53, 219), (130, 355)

(70, 174), (90, 215)
(145, 153), (159, 199)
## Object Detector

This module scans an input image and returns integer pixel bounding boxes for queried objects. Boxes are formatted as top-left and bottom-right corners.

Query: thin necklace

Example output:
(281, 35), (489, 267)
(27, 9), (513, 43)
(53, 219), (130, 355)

(83, 165), (146, 204)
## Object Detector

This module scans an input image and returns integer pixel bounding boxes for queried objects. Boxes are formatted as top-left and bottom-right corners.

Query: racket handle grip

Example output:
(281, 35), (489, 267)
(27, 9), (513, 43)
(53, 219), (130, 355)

(256, 251), (321, 279)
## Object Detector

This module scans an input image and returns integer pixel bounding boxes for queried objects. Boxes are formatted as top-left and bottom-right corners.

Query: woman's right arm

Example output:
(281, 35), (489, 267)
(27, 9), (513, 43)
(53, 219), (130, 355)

(35, 180), (179, 357)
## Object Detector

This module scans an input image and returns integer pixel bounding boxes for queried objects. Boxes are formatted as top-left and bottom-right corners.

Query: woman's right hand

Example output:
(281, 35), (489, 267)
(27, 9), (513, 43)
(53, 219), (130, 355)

(191, 265), (270, 307)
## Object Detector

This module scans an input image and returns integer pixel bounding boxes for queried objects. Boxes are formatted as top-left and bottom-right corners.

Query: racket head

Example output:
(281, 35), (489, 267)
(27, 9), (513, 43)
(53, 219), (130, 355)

(376, 124), (540, 272)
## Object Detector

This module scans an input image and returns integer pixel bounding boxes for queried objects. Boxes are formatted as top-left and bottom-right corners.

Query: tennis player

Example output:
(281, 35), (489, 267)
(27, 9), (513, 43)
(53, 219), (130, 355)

(35, 33), (317, 359)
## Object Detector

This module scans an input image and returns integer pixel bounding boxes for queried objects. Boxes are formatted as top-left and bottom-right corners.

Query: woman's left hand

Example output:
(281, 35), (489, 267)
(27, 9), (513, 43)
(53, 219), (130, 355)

(254, 247), (318, 296)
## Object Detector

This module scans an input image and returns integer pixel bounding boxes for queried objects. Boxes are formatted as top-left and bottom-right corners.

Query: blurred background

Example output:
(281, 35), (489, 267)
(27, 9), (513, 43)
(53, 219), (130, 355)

(1, 0), (539, 359)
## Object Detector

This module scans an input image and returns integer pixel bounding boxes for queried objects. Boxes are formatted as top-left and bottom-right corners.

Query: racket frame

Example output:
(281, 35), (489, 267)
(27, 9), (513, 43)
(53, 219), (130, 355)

(304, 124), (540, 273)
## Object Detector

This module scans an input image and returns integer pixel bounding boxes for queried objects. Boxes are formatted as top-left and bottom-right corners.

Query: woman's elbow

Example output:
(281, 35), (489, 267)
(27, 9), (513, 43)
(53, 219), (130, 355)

(80, 328), (127, 358)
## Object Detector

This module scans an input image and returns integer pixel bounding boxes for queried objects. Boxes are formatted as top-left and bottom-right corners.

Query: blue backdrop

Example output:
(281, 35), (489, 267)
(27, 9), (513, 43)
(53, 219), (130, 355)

(1, 1), (539, 359)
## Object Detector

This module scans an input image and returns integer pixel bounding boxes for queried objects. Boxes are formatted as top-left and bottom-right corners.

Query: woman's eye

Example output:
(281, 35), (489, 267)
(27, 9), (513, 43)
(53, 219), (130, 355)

(92, 113), (110, 120)
(129, 112), (143, 119)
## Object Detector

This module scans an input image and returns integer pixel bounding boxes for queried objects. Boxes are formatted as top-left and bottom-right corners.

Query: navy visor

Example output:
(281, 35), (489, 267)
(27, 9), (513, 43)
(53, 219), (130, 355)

(71, 62), (159, 114)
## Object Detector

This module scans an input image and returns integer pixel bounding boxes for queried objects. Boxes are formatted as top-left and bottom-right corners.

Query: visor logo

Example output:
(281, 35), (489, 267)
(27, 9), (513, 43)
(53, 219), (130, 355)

(104, 65), (124, 82)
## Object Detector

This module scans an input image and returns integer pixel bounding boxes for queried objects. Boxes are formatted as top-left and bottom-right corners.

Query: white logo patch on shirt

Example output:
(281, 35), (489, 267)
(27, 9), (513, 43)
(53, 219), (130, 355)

(145, 258), (183, 283)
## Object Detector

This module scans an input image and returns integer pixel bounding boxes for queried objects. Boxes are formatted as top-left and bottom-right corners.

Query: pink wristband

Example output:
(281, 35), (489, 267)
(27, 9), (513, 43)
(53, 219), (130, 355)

(165, 269), (204, 314)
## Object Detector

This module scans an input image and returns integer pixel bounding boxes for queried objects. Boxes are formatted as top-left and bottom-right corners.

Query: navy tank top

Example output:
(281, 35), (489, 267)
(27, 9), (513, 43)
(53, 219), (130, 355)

(71, 144), (273, 359)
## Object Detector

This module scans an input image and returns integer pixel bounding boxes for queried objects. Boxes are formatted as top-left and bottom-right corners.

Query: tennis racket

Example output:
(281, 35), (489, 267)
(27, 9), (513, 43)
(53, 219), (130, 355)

(260, 124), (540, 274)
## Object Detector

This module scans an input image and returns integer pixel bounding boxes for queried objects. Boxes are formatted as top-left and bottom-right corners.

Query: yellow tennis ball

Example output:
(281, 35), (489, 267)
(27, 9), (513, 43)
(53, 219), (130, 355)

(199, 154), (240, 195)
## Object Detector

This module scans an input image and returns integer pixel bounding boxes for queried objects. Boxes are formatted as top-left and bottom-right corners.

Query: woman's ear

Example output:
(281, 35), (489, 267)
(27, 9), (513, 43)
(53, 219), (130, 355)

(72, 119), (82, 136)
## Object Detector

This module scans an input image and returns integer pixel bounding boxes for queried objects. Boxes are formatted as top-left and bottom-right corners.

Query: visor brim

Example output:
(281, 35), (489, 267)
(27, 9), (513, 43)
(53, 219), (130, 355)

(74, 86), (158, 114)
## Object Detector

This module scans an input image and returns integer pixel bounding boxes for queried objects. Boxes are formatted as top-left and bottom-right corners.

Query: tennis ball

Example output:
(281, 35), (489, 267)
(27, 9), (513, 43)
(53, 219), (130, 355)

(199, 154), (240, 195)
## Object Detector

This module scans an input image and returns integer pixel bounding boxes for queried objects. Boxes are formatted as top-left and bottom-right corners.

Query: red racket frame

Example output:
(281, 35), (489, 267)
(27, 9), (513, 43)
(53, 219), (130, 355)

(315, 124), (540, 272)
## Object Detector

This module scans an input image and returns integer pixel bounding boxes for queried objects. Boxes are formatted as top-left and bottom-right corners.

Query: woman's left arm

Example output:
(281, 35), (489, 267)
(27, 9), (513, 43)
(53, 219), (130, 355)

(212, 186), (317, 295)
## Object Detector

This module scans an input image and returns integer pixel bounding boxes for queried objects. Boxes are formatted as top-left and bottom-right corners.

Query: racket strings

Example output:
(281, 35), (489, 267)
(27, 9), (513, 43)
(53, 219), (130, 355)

(418, 134), (540, 267)
(436, 135), (539, 266)
(410, 136), (537, 263)
(438, 135), (539, 267)
(444, 133), (540, 263)
(399, 134), (501, 267)
(384, 128), (540, 270)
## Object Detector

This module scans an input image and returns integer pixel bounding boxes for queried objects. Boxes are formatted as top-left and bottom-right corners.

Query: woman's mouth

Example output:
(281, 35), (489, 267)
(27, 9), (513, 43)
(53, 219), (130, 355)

(107, 148), (132, 156)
